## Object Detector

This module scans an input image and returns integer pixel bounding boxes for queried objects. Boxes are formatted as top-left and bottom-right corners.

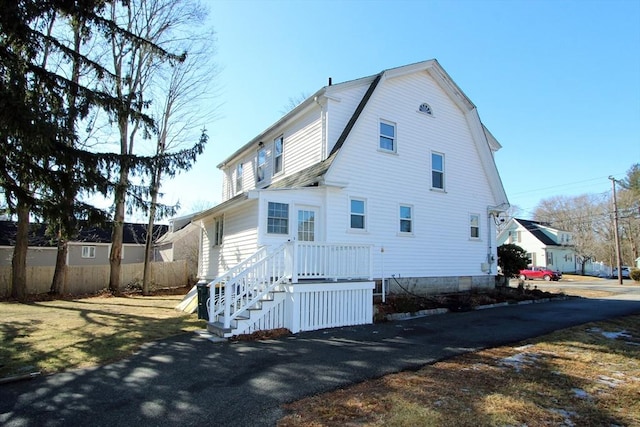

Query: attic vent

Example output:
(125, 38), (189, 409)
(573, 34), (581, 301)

(419, 102), (433, 116)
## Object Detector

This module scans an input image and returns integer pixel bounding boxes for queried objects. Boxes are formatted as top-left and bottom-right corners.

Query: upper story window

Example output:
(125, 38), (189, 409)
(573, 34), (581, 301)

(235, 163), (243, 193)
(82, 245), (96, 258)
(267, 202), (289, 234)
(379, 120), (396, 152)
(470, 214), (480, 239)
(399, 205), (413, 234)
(256, 148), (266, 183)
(350, 198), (366, 230)
(274, 136), (283, 175)
(431, 152), (444, 190)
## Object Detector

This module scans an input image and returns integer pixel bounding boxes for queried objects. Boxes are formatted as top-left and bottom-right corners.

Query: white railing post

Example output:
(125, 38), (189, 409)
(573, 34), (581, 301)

(288, 241), (298, 284)
(224, 278), (231, 329)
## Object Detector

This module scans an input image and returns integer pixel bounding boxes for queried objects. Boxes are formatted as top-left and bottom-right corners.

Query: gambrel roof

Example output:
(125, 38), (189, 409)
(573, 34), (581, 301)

(209, 59), (509, 215)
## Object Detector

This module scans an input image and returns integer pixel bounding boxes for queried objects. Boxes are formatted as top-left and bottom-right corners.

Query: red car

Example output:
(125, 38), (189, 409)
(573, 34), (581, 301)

(519, 266), (561, 281)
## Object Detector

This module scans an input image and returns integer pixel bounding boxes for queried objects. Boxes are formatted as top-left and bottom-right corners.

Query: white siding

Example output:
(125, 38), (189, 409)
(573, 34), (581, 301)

(218, 201), (259, 273)
(199, 218), (213, 278)
(326, 84), (369, 152)
(219, 109), (324, 202)
(324, 70), (500, 279)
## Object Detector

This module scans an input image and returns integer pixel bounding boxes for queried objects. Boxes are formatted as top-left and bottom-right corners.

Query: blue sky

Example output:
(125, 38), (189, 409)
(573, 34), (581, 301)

(159, 0), (640, 220)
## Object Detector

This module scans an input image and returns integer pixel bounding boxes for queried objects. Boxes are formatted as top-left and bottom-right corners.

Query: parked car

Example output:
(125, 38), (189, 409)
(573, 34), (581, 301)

(611, 267), (631, 279)
(519, 266), (562, 281)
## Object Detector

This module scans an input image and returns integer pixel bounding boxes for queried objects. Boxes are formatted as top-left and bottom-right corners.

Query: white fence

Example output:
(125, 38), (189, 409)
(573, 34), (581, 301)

(285, 281), (374, 334)
(0, 260), (190, 297)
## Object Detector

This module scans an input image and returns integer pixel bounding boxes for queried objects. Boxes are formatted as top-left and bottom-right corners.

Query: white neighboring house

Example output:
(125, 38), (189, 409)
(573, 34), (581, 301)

(497, 218), (576, 273)
(192, 59), (510, 338)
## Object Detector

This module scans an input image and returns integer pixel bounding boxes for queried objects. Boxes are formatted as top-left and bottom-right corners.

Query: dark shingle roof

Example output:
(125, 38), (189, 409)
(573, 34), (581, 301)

(514, 218), (559, 246)
(0, 221), (168, 247)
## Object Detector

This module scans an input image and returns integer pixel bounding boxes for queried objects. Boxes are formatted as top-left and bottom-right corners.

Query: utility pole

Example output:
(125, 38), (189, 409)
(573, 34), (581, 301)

(609, 176), (623, 285)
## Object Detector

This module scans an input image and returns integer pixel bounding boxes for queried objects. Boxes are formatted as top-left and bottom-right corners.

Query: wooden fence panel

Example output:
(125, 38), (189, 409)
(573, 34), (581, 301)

(0, 260), (189, 297)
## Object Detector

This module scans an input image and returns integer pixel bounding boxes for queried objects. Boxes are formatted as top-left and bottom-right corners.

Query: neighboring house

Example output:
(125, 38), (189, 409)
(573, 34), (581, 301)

(154, 213), (200, 279)
(192, 59), (510, 337)
(0, 221), (168, 267)
(497, 218), (576, 273)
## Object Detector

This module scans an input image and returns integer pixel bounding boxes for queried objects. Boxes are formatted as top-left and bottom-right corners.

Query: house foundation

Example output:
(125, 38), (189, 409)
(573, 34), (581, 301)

(385, 275), (495, 296)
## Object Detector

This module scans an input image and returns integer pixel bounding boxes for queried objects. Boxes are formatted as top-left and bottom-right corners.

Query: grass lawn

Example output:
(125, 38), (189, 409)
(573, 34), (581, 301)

(0, 293), (201, 379)
(2, 283), (638, 426)
(279, 315), (640, 427)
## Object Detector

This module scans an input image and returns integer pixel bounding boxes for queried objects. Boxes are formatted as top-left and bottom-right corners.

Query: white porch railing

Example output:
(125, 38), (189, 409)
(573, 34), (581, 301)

(208, 241), (372, 331)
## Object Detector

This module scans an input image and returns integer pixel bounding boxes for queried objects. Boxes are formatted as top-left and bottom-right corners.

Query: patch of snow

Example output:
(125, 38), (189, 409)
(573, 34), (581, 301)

(589, 327), (634, 340)
(500, 352), (540, 372)
(548, 408), (577, 426)
(571, 388), (591, 399)
(597, 375), (623, 388)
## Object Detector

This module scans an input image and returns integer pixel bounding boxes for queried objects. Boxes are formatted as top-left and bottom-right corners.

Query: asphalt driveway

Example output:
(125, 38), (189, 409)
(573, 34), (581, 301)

(2, 285), (639, 427)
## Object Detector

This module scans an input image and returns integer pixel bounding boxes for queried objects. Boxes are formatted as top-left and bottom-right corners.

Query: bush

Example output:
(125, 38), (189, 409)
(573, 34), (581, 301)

(630, 268), (640, 282)
(497, 244), (530, 278)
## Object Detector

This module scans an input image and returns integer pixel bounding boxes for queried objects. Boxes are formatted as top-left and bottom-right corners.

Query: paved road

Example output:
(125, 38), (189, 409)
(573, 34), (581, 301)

(2, 285), (639, 427)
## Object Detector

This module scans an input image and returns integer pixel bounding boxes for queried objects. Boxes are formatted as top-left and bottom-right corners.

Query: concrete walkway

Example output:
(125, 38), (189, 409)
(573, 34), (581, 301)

(1, 288), (639, 427)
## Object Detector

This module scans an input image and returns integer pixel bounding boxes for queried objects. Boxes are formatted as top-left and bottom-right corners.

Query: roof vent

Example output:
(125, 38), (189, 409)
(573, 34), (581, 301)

(419, 102), (433, 116)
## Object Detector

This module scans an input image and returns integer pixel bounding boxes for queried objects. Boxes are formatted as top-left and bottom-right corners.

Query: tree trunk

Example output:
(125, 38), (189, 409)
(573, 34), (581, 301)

(50, 235), (67, 295)
(11, 202), (29, 300)
(109, 166), (128, 294)
(142, 205), (157, 296)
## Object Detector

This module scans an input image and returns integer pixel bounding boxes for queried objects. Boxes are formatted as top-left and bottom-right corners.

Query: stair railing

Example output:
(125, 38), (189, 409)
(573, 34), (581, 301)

(208, 246), (269, 320)
(221, 243), (289, 329)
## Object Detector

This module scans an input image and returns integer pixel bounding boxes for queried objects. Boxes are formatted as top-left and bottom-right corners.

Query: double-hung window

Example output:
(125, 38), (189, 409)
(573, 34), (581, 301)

(274, 136), (283, 175)
(350, 198), (366, 230)
(470, 214), (480, 239)
(379, 120), (396, 152)
(256, 148), (266, 183)
(431, 152), (444, 190)
(267, 202), (289, 234)
(236, 163), (243, 193)
(400, 205), (413, 233)
(82, 246), (95, 258)
(214, 217), (224, 245)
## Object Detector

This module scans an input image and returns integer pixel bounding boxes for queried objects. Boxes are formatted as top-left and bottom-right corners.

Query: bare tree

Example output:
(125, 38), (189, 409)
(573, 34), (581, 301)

(534, 194), (609, 274)
(105, 0), (211, 293)
(141, 11), (219, 294)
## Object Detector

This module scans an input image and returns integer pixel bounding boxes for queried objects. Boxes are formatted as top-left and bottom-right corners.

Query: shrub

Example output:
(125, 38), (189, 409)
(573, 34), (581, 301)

(630, 268), (640, 282)
(497, 243), (530, 278)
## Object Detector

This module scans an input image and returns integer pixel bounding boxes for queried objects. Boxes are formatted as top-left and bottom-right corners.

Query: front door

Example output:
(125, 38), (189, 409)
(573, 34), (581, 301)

(296, 208), (318, 242)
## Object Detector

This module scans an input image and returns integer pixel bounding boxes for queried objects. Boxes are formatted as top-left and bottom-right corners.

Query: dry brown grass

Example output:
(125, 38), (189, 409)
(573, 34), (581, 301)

(279, 315), (640, 427)
(0, 293), (201, 378)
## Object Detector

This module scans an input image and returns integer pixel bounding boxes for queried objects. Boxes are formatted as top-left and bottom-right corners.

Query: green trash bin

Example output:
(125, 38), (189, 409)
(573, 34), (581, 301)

(196, 282), (210, 320)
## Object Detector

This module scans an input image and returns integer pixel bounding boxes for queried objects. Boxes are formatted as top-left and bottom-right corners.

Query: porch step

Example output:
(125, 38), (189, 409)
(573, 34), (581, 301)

(206, 321), (232, 338)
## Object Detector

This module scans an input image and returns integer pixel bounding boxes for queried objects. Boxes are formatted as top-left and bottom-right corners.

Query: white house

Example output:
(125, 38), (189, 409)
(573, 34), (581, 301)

(497, 218), (576, 273)
(192, 59), (510, 338)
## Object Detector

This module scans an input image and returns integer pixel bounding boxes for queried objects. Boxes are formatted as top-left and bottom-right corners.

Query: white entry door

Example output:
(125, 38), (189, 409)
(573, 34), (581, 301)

(296, 207), (318, 242)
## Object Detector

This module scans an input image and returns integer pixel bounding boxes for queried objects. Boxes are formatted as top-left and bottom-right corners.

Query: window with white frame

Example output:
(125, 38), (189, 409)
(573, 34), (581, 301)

(431, 152), (444, 189)
(399, 205), (413, 233)
(350, 198), (366, 230)
(470, 214), (480, 239)
(235, 163), (243, 193)
(82, 245), (95, 258)
(256, 148), (266, 183)
(273, 136), (283, 175)
(214, 217), (224, 246)
(379, 120), (396, 152)
(267, 202), (289, 234)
